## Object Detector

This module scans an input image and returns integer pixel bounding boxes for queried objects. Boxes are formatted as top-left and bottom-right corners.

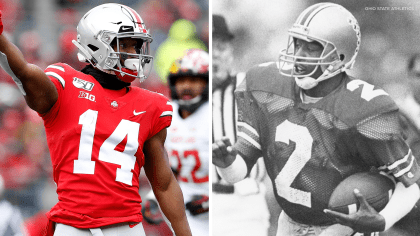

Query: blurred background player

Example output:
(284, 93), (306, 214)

(166, 48), (209, 236)
(213, 2), (420, 235)
(0, 174), (27, 236)
(143, 49), (209, 235)
(211, 14), (270, 236)
(0, 3), (192, 236)
(0, 0), (208, 235)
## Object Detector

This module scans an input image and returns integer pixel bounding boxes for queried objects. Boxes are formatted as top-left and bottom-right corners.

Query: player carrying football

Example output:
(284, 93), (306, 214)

(213, 3), (420, 235)
(0, 4), (192, 236)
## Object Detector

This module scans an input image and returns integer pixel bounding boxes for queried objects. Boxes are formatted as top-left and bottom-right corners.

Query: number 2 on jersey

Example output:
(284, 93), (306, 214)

(73, 109), (139, 186)
(275, 120), (313, 208)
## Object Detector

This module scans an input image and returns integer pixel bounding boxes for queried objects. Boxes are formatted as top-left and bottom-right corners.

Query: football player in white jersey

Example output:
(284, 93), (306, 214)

(166, 48), (209, 236)
(143, 49), (209, 235)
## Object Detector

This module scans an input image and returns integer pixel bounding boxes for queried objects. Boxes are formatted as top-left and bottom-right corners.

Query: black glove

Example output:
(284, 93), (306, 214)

(141, 199), (164, 225)
(185, 195), (209, 216)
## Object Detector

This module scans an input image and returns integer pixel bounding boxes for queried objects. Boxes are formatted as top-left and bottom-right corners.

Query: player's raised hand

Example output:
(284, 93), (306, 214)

(324, 189), (385, 233)
(212, 136), (237, 168)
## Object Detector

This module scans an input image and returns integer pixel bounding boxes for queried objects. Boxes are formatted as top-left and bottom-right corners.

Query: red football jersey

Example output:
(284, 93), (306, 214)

(41, 63), (172, 228)
(235, 62), (420, 226)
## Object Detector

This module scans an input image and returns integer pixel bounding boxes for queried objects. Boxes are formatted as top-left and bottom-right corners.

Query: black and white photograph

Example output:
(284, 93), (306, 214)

(212, 0), (420, 236)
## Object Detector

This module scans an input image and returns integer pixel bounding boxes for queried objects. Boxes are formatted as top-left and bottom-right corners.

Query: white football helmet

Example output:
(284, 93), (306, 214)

(279, 3), (361, 89)
(73, 3), (153, 83)
(168, 49), (209, 112)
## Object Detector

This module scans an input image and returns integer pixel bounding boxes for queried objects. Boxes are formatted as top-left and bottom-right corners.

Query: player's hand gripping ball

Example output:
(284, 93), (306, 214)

(328, 172), (396, 214)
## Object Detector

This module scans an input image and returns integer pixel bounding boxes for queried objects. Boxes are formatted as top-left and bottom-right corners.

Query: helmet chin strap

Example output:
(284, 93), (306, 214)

(294, 64), (341, 90)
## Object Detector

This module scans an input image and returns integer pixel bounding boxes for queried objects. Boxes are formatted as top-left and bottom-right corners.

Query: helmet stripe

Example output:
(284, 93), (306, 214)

(124, 6), (147, 33)
(304, 3), (337, 26)
(296, 3), (323, 25)
(296, 3), (336, 26)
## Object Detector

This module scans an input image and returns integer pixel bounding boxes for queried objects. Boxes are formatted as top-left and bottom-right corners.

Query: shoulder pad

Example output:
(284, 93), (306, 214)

(133, 87), (172, 108)
(324, 78), (398, 126)
(244, 62), (296, 98)
(235, 62), (296, 114)
(44, 63), (79, 89)
(45, 63), (77, 74)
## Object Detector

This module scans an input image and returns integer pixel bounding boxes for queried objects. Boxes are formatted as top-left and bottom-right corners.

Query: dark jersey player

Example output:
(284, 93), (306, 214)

(0, 3), (191, 236)
(213, 3), (420, 236)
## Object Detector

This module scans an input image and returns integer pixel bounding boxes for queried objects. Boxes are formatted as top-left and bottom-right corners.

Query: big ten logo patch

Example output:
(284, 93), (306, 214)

(79, 91), (96, 102)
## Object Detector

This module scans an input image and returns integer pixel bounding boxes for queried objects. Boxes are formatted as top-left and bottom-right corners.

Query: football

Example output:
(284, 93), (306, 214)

(328, 172), (395, 214)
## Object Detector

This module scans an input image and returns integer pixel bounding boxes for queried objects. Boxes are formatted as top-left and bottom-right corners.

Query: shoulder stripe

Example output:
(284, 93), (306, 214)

(46, 65), (65, 72)
(237, 121), (259, 137)
(160, 111), (172, 117)
(46, 71), (65, 89)
(237, 132), (261, 150)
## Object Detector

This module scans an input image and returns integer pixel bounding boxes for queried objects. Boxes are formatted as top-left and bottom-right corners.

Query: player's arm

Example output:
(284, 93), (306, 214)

(213, 137), (247, 184)
(0, 13), (57, 114)
(143, 128), (192, 236)
(215, 75), (263, 183)
(379, 181), (419, 230)
(325, 111), (420, 233)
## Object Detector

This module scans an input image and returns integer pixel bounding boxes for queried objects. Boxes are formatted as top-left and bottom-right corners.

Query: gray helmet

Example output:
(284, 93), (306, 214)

(73, 3), (153, 83)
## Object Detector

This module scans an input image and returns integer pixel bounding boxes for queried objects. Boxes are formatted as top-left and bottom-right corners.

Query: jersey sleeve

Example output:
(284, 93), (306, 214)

(234, 77), (263, 174)
(149, 94), (173, 139)
(356, 111), (420, 187)
(39, 63), (68, 126)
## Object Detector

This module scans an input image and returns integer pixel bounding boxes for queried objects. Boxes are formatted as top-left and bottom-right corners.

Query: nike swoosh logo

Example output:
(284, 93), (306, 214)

(133, 110), (146, 116)
(122, 26), (131, 30)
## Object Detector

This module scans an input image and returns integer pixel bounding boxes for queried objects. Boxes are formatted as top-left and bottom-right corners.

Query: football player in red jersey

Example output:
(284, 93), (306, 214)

(0, 3), (191, 236)
(213, 3), (420, 236)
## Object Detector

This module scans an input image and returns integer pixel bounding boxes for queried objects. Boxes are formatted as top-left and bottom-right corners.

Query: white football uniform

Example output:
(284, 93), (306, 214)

(166, 101), (209, 236)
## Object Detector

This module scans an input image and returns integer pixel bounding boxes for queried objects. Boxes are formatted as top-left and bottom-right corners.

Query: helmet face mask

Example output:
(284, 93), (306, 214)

(279, 36), (340, 78)
(73, 3), (154, 83)
(278, 3), (360, 85)
(108, 34), (153, 83)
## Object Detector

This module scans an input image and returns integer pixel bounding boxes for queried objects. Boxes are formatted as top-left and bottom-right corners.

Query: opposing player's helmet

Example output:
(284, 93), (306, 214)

(168, 49), (209, 112)
(73, 3), (153, 83)
(279, 3), (361, 87)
